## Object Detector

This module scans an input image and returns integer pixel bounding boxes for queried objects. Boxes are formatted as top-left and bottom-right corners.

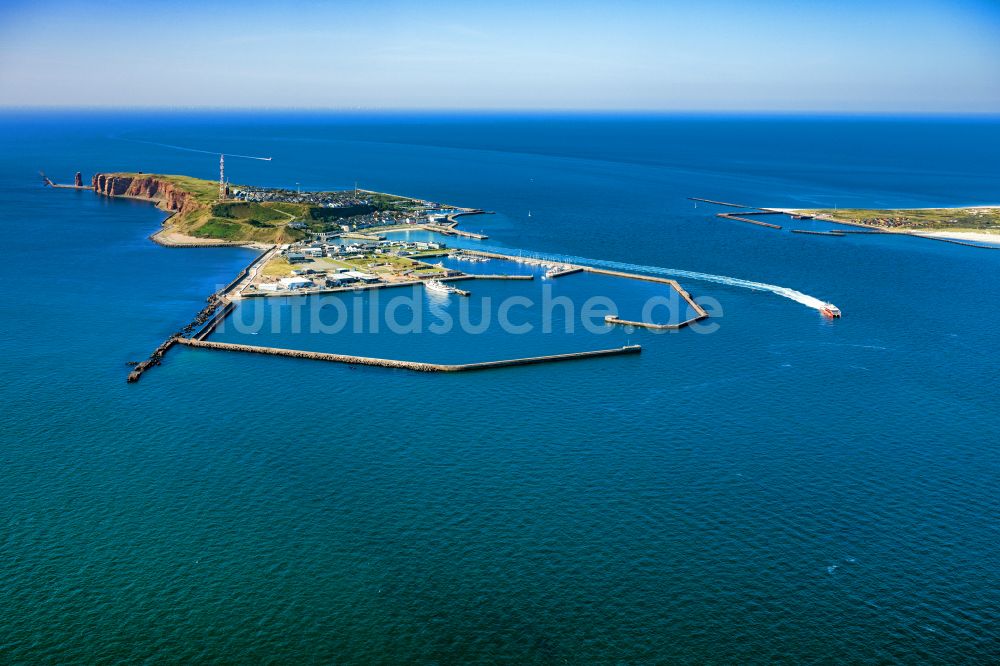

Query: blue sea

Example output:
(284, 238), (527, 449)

(1, 112), (998, 663)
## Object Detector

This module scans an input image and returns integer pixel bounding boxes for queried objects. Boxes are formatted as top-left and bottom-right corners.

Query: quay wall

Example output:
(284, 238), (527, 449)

(193, 302), (235, 341)
(244, 280), (424, 298)
(221, 246), (275, 296)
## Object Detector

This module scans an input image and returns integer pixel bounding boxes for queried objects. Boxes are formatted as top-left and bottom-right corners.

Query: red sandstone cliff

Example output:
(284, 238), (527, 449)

(92, 174), (201, 215)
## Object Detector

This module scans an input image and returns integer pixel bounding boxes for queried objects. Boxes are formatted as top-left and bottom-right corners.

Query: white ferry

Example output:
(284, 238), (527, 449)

(821, 303), (842, 318)
(424, 280), (452, 294)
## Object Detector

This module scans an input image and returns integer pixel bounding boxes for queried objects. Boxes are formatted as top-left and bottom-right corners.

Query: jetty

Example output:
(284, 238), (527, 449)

(456, 251), (711, 329)
(717, 213), (783, 229)
(584, 268), (710, 329)
(126, 244), (276, 382)
(546, 267), (584, 278)
(688, 197), (754, 209)
(791, 229), (846, 237)
(126, 337), (179, 383)
(422, 224), (489, 240)
(40, 171), (90, 190)
(176, 338), (641, 373)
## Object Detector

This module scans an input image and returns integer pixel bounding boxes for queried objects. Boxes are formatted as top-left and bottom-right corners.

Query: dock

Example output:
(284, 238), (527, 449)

(176, 338), (641, 373)
(244, 279), (424, 298)
(452, 274), (535, 281)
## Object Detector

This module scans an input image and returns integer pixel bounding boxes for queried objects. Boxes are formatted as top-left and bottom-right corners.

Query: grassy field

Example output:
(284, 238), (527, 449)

(801, 206), (1000, 231)
(106, 173), (444, 244)
(104, 173), (308, 243)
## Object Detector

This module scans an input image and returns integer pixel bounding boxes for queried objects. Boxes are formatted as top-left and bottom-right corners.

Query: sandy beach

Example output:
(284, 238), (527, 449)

(913, 230), (1000, 246)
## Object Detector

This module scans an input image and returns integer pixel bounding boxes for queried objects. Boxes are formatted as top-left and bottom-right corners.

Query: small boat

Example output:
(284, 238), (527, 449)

(821, 303), (842, 318)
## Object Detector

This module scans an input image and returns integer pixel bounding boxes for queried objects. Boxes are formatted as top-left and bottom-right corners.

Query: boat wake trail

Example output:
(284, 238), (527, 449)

(119, 138), (272, 161)
(486, 246), (830, 311)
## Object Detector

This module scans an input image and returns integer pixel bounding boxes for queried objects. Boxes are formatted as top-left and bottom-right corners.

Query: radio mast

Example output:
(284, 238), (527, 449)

(218, 154), (226, 200)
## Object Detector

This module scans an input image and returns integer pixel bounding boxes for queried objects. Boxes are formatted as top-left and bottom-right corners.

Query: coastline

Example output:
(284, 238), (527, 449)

(770, 207), (1000, 246)
(911, 230), (1000, 246)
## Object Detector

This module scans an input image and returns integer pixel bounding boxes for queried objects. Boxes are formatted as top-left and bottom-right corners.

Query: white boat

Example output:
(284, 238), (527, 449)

(424, 279), (452, 294)
(821, 303), (842, 318)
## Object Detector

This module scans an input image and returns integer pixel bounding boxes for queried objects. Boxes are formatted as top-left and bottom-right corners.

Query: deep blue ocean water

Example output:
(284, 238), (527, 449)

(1, 112), (999, 663)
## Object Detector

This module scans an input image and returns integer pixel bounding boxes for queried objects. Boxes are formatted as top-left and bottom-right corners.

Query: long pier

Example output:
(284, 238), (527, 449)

(421, 224), (489, 240)
(603, 315), (692, 330)
(455, 251), (711, 329)
(176, 338), (641, 372)
(717, 213), (783, 229)
(791, 229), (846, 237)
(582, 268), (710, 328)
(688, 197), (754, 209)
(547, 267), (584, 278)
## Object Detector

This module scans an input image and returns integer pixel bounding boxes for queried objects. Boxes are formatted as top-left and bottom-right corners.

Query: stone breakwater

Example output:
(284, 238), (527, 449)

(177, 338), (642, 373)
(126, 338), (178, 383)
(127, 247), (272, 382)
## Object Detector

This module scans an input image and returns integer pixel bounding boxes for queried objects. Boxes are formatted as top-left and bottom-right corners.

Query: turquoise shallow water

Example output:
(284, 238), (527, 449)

(1, 113), (999, 663)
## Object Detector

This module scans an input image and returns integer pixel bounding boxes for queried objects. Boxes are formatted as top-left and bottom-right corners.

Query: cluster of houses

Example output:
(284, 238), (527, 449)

(227, 185), (459, 234)
(229, 186), (373, 208)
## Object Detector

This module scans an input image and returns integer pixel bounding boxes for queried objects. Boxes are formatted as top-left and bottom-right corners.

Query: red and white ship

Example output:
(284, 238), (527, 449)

(821, 303), (842, 318)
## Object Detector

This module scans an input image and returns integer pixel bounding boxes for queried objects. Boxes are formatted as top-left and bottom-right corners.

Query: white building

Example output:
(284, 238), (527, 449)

(279, 277), (315, 290)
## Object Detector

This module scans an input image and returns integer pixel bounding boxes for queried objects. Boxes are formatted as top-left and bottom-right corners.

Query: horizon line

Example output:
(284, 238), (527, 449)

(2, 106), (999, 119)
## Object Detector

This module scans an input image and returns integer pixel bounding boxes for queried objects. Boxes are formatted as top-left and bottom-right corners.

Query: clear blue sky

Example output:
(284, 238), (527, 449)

(1, 0), (998, 113)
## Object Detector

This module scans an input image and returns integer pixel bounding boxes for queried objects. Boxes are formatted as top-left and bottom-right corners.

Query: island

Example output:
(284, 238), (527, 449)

(53, 172), (721, 382)
(690, 196), (1000, 248)
(91, 172), (483, 247)
(787, 206), (1000, 246)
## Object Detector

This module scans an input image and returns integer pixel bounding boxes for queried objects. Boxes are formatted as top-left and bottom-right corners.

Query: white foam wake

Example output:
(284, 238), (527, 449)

(120, 138), (272, 161)
(486, 246), (830, 311)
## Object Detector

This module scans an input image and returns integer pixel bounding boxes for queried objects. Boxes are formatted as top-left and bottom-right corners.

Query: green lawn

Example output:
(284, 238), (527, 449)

(801, 207), (1000, 231)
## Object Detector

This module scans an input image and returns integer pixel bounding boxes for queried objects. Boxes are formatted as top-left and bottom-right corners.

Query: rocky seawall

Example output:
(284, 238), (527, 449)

(92, 174), (200, 215)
